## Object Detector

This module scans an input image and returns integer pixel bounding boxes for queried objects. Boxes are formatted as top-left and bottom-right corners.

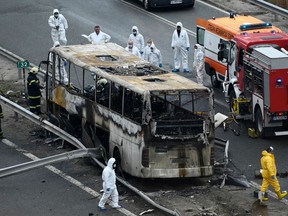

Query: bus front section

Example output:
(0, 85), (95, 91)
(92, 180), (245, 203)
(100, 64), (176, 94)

(141, 89), (215, 178)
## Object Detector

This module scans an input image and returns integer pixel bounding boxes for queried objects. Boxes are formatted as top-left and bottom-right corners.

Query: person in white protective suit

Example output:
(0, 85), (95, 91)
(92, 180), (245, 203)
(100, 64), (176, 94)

(48, 9), (68, 45)
(142, 38), (153, 60)
(125, 40), (141, 57)
(171, 22), (190, 73)
(49, 41), (68, 85)
(193, 44), (205, 85)
(87, 25), (111, 45)
(98, 158), (122, 211)
(128, 26), (145, 55)
(146, 43), (163, 68)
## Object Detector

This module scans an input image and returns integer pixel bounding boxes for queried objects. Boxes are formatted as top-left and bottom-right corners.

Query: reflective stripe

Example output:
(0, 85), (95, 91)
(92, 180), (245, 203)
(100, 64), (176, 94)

(28, 80), (39, 85)
(28, 96), (41, 99)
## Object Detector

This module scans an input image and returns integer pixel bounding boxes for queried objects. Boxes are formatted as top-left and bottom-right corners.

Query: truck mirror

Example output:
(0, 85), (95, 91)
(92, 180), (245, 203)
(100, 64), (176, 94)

(218, 43), (225, 50)
(218, 50), (224, 61)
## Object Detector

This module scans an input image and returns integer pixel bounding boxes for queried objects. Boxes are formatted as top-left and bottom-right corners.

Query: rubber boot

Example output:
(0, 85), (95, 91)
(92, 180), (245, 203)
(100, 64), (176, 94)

(276, 191), (287, 200)
(262, 192), (268, 201)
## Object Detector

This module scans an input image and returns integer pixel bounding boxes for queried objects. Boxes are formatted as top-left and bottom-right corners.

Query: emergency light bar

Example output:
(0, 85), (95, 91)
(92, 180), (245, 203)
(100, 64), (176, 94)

(240, 22), (272, 31)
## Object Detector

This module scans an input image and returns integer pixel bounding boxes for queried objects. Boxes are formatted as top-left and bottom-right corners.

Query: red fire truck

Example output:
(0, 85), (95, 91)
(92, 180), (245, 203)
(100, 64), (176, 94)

(218, 31), (288, 137)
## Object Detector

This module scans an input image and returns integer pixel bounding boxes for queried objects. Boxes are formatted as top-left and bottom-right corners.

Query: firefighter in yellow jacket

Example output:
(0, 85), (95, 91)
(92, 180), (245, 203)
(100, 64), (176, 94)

(260, 146), (287, 201)
(0, 104), (3, 139)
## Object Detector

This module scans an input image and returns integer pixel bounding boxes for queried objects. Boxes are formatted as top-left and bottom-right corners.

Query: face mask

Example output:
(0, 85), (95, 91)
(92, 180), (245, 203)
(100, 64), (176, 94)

(54, 14), (59, 18)
(133, 31), (137, 36)
(128, 45), (133, 49)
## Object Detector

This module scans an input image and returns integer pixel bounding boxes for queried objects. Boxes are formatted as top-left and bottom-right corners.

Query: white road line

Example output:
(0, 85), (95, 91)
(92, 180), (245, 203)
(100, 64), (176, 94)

(2, 138), (137, 216)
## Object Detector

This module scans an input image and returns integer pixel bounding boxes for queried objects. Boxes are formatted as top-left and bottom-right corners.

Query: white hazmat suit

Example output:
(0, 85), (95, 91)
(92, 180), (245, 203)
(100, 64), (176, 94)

(49, 41), (68, 85)
(98, 158), (121, 210)
(48, 9), (68, 45)
(128, 26), (145, 54)
(171, 22), (190, 72)
(125, 41), (141, 58)
(145, 43), (162, 67)
(194, 44), (205, 85)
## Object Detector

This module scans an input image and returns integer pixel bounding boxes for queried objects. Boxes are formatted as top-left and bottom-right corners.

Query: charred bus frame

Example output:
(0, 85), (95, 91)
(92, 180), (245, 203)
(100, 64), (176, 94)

(45, 43), (215, 178)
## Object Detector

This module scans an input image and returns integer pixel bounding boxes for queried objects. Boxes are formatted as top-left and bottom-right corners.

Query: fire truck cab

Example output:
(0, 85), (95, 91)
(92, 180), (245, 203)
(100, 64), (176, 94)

(196, 14), (282, 88)
(223, 32), (288, 137)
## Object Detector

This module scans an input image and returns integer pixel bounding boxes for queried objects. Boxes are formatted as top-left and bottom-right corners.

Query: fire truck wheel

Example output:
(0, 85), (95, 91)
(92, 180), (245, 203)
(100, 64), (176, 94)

(229, 90), (236, 113)
(255, 109), (264, 138)
(210, 70), (221, 88)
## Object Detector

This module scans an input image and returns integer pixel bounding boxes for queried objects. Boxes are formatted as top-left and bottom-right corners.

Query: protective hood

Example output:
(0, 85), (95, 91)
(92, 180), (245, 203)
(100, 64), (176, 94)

(262, 150), (272, 157)
(176, 22), (183, 28)
(53, 9), (59, 14)
(53, 41), (60, 47)
(195, 44), (202, 50)
(132, 26), (138, 33)
(107, 157), (116, 169)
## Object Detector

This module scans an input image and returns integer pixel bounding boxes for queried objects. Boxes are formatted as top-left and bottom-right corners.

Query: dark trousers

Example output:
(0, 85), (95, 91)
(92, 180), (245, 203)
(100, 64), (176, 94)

(29, 97), (41, 114)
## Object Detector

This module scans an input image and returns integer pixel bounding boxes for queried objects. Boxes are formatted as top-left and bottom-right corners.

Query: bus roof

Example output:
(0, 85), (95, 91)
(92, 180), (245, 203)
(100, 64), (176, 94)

(50, 43), (208, 94)
(197, 15), (282, 40)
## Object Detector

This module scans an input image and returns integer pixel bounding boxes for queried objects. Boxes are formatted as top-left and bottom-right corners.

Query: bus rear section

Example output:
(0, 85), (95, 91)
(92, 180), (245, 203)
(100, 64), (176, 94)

(45, 43), (215, 178)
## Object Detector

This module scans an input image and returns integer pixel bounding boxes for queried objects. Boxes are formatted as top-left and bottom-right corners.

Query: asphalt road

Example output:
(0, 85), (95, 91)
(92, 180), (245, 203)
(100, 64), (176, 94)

(1, 0), (288, 215)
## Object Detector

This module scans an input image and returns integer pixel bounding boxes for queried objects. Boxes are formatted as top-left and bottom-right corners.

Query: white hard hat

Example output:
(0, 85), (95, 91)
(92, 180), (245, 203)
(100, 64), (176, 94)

(30, 67), (39, 74)
(97, 78), (107, 86)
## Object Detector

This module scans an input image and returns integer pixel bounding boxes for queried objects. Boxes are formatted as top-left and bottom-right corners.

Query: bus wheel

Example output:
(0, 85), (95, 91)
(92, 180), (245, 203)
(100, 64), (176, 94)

(255, 109), (265, 138)
(210, 69), (221, 88)
(114, 149), (124, 177)
(143, 0), (151, 11)
(229, 90), (236, 113)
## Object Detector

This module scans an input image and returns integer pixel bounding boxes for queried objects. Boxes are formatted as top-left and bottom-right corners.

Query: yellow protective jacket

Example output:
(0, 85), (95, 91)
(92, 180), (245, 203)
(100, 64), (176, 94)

(261, 150), (277, 178)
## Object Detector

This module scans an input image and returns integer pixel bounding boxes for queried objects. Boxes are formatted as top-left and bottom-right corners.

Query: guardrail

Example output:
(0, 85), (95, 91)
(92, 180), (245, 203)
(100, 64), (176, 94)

(248, 0), (288, 20)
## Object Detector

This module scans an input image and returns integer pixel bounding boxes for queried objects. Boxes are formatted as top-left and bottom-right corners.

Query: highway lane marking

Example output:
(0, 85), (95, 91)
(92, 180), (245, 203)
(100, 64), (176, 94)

(2, 138), (137, 216)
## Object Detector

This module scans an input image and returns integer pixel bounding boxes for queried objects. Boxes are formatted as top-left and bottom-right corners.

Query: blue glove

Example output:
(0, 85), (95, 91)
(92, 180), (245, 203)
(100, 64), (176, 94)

(159, 64), (163, 68)
(186, 47), (189, 51)
(271, 175), (275, 180)
(106, 188), (110, 192)
(140, 51), (143, 55)
(64, 61), (67, 67)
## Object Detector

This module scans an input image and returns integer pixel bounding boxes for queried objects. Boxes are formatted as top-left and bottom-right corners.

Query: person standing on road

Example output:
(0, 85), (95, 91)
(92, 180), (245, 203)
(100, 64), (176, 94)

(27, 67), (44, 115)
(125, 40), (141, 58)
(0, 104), (3, 139)
(87, 25), (111, 45)
(48, 9), (68, 45)
(171, 22), (190, 73)
(193, 44), (205, 85)
(98, 157), (122, 211)
(128, 26), (145, 55)
(146, 43), (163, 68)
(260, 146), (287, 202)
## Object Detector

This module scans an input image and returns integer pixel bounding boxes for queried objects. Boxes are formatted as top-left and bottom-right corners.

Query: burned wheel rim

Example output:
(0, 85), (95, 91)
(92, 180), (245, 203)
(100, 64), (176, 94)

(144, 0), (150, 10)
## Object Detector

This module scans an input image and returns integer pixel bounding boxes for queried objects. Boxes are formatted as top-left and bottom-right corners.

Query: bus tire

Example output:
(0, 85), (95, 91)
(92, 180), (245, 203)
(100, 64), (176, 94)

(255, 108), (265, 138)
(114, 148), (124, 177)
(143, 0), (151, 11)
(210, 69), (221, 88)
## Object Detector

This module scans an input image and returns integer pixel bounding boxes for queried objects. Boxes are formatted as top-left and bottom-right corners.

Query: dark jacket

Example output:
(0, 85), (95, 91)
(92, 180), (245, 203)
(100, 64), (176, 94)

(27, 73), (43, 98)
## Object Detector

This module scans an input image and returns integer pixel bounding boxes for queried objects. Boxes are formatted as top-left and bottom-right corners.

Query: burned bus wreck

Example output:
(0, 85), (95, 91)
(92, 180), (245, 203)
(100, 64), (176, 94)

(45, 43), (215, 178)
